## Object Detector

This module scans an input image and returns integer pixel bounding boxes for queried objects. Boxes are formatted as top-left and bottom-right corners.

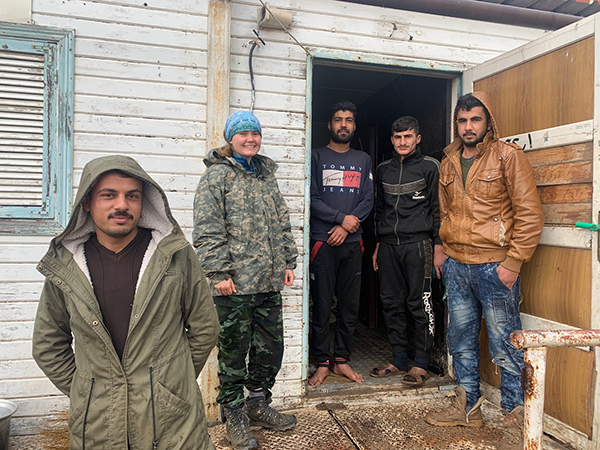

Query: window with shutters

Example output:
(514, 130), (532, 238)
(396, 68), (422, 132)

(0, 23), (73, 235)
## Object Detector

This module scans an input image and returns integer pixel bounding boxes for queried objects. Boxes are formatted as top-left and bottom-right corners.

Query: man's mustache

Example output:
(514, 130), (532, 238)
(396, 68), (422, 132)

(109, 211), (133, 219)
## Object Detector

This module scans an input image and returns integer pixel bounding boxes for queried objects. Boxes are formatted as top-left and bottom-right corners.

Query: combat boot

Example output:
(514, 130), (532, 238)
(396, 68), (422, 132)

(223, 405), (259, 450)
(246, 397), (297, 431)
(496, 405), (524, 449)
(426, 386), (484, 427)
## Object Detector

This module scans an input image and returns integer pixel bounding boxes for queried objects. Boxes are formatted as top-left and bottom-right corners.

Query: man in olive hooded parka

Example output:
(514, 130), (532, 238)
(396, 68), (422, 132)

(32, 155), (219, 450)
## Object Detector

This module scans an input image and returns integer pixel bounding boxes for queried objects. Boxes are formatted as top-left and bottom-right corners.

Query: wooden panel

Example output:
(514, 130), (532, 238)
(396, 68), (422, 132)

(532, 161), (592, 186)
(525, 142), (592, 167)
(521, 246), (591, 329)
(523, 142), (593, 225)
(474, 37), (594, 136)
(541, 203), (592, 225)
(537, 184), (592, 204)
(481, 337), (593, 436)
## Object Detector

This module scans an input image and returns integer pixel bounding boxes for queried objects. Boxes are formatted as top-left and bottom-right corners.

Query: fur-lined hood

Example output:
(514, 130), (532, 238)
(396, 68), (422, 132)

(41, 155), (184, 289)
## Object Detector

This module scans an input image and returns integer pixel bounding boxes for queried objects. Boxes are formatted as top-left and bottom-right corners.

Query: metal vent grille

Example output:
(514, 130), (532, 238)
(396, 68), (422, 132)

(0, 49), (45, 207)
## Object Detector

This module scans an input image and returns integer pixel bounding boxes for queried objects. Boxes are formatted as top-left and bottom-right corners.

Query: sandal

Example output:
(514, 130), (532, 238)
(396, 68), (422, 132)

(369, 363), (406, 378)
(401, 367), (430, 386)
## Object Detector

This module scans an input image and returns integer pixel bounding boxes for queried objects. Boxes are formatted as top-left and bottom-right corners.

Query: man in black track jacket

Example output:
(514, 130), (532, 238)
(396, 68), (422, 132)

(371, 116), (443, 386)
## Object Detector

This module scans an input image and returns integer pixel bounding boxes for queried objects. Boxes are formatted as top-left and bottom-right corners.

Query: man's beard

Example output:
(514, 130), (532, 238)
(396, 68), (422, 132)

(330, 128), (354, 144)
(460, 132), (486, 148)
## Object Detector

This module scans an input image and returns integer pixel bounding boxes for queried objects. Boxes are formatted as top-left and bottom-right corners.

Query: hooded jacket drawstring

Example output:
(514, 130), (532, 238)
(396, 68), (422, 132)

(82, 377), (95, 450)
(149, 367), (158, 449)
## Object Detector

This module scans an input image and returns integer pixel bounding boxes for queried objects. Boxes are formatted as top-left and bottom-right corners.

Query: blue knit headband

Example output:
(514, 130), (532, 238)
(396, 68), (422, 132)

(224, 111), (262, 142)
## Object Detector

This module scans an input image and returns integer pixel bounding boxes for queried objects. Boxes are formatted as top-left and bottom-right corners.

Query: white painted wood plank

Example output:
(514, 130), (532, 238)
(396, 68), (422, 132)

(501, 121), (593, 152)
(33, 0), (206, 32)
(73, 133), (205, 157)
(0, 321), (34, 340)
(259, 145), (305, 163)
(277, 179), (304, 196)
(237, 108), (305, 130)
(75, 96), (206, 122)
(539, 226), (592, 250)
(73, 114), (206, 140)
(230, 72), (306, 96)
(0, 245), (48, 262)
(271, 162), (304, 180)
(73, 153), (203, 175)
(277, 362), (302, 380)
(0, 341), (32, 360)
(233, 0), (545, 42)
(231, 89), (304, 113)
(231, 6), (543, 55)
(259, 128), (306, 147)
(0, 265), (42, 282)
(34, 15), (207, 49)
(0, 302), (37, 321)
(75, 58), (207, 85)
(0, 283), (43, 302)
(75, 76), (206, 103)
(230, 53), (305, 80)
(9, 395), (68, 417)
(0, 360), (44, 379)
(0, 378), (60, 398)
(98, 0), (209, 14)
(73, 38), (207, 68)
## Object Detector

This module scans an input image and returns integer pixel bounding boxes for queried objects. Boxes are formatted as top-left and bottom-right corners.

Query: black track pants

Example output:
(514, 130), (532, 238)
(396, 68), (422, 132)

(377, 239), (435, 366)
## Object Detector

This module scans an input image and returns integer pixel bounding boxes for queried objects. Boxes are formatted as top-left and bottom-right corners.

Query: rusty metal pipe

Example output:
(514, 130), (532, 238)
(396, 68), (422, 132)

(523, 347), (547, 450)
(511, 329), (600, 349)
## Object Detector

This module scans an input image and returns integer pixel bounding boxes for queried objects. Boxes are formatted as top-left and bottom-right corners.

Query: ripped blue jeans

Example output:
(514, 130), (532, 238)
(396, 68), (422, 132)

(444, 257), (524, 412)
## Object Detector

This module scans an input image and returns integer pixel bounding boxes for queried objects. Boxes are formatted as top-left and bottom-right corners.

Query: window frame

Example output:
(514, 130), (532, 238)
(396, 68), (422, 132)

(0, 22), (74, 235)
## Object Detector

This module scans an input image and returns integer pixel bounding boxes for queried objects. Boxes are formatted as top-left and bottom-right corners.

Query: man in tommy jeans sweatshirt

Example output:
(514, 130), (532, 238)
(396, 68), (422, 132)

(309, 101), (374, 386)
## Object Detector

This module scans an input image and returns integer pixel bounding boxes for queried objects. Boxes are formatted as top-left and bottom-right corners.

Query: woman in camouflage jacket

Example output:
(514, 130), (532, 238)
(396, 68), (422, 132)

(192, 111), (298, 450)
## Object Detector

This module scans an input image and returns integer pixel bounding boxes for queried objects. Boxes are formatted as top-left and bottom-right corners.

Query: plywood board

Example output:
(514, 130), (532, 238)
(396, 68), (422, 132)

(537, 184), (592, 205)
(542, 203), (592, 225)
(525, 142), (592, 167)
(532, 161), (592, 187)
(520, 246), (591, 329)
(474, 37), (594, 137)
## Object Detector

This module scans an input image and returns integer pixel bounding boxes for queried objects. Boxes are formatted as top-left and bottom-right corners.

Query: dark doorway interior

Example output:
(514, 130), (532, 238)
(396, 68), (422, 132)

(309, 61), (452, 382)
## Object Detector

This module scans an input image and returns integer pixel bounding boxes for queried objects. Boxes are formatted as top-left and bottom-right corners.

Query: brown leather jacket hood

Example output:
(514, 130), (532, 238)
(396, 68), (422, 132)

(439, 91), (544, 272)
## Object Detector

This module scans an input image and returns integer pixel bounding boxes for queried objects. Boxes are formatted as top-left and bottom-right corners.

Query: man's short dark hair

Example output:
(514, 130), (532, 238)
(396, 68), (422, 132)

(391, 116), (420, 136)
(456, 93), (490, 122)
(330, 101), (357, 122)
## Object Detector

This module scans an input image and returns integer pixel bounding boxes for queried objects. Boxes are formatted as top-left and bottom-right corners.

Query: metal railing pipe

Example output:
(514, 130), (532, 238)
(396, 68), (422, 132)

(510, 329), (600, 450)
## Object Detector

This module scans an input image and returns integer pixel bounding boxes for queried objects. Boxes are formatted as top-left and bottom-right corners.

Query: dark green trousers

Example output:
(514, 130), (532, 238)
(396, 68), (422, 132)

(214, 292), (284, 407)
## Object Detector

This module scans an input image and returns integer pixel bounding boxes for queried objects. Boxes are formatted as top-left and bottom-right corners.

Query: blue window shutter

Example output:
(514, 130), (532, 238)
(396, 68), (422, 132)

(0, 23), (73, 235)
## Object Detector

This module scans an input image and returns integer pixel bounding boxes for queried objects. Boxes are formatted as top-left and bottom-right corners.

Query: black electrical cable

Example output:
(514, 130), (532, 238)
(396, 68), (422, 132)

(249, 29), (265, 113)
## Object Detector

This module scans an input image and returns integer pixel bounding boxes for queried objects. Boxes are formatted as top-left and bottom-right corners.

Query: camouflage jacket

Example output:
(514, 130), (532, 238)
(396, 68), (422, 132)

(193, 149), (298, 297)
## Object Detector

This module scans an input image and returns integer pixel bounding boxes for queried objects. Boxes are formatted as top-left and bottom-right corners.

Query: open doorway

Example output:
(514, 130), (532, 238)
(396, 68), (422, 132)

(308, 60), (453, 392)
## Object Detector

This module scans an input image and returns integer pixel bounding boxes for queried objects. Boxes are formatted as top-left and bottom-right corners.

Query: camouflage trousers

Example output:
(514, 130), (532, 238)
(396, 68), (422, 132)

(214, 291), (284, 408)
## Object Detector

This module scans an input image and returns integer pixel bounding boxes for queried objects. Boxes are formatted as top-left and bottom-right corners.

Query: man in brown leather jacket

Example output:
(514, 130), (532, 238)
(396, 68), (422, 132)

(427, 92), (543, 446)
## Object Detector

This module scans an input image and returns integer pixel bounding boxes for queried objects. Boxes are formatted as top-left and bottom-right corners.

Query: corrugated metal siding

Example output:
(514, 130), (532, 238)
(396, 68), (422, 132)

(0, 50), (45, 207)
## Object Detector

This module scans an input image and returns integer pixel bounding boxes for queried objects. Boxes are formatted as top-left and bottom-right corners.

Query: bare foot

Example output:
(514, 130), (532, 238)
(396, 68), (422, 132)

(309, 366), (330, 386)
(332, 363), (364, 383)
